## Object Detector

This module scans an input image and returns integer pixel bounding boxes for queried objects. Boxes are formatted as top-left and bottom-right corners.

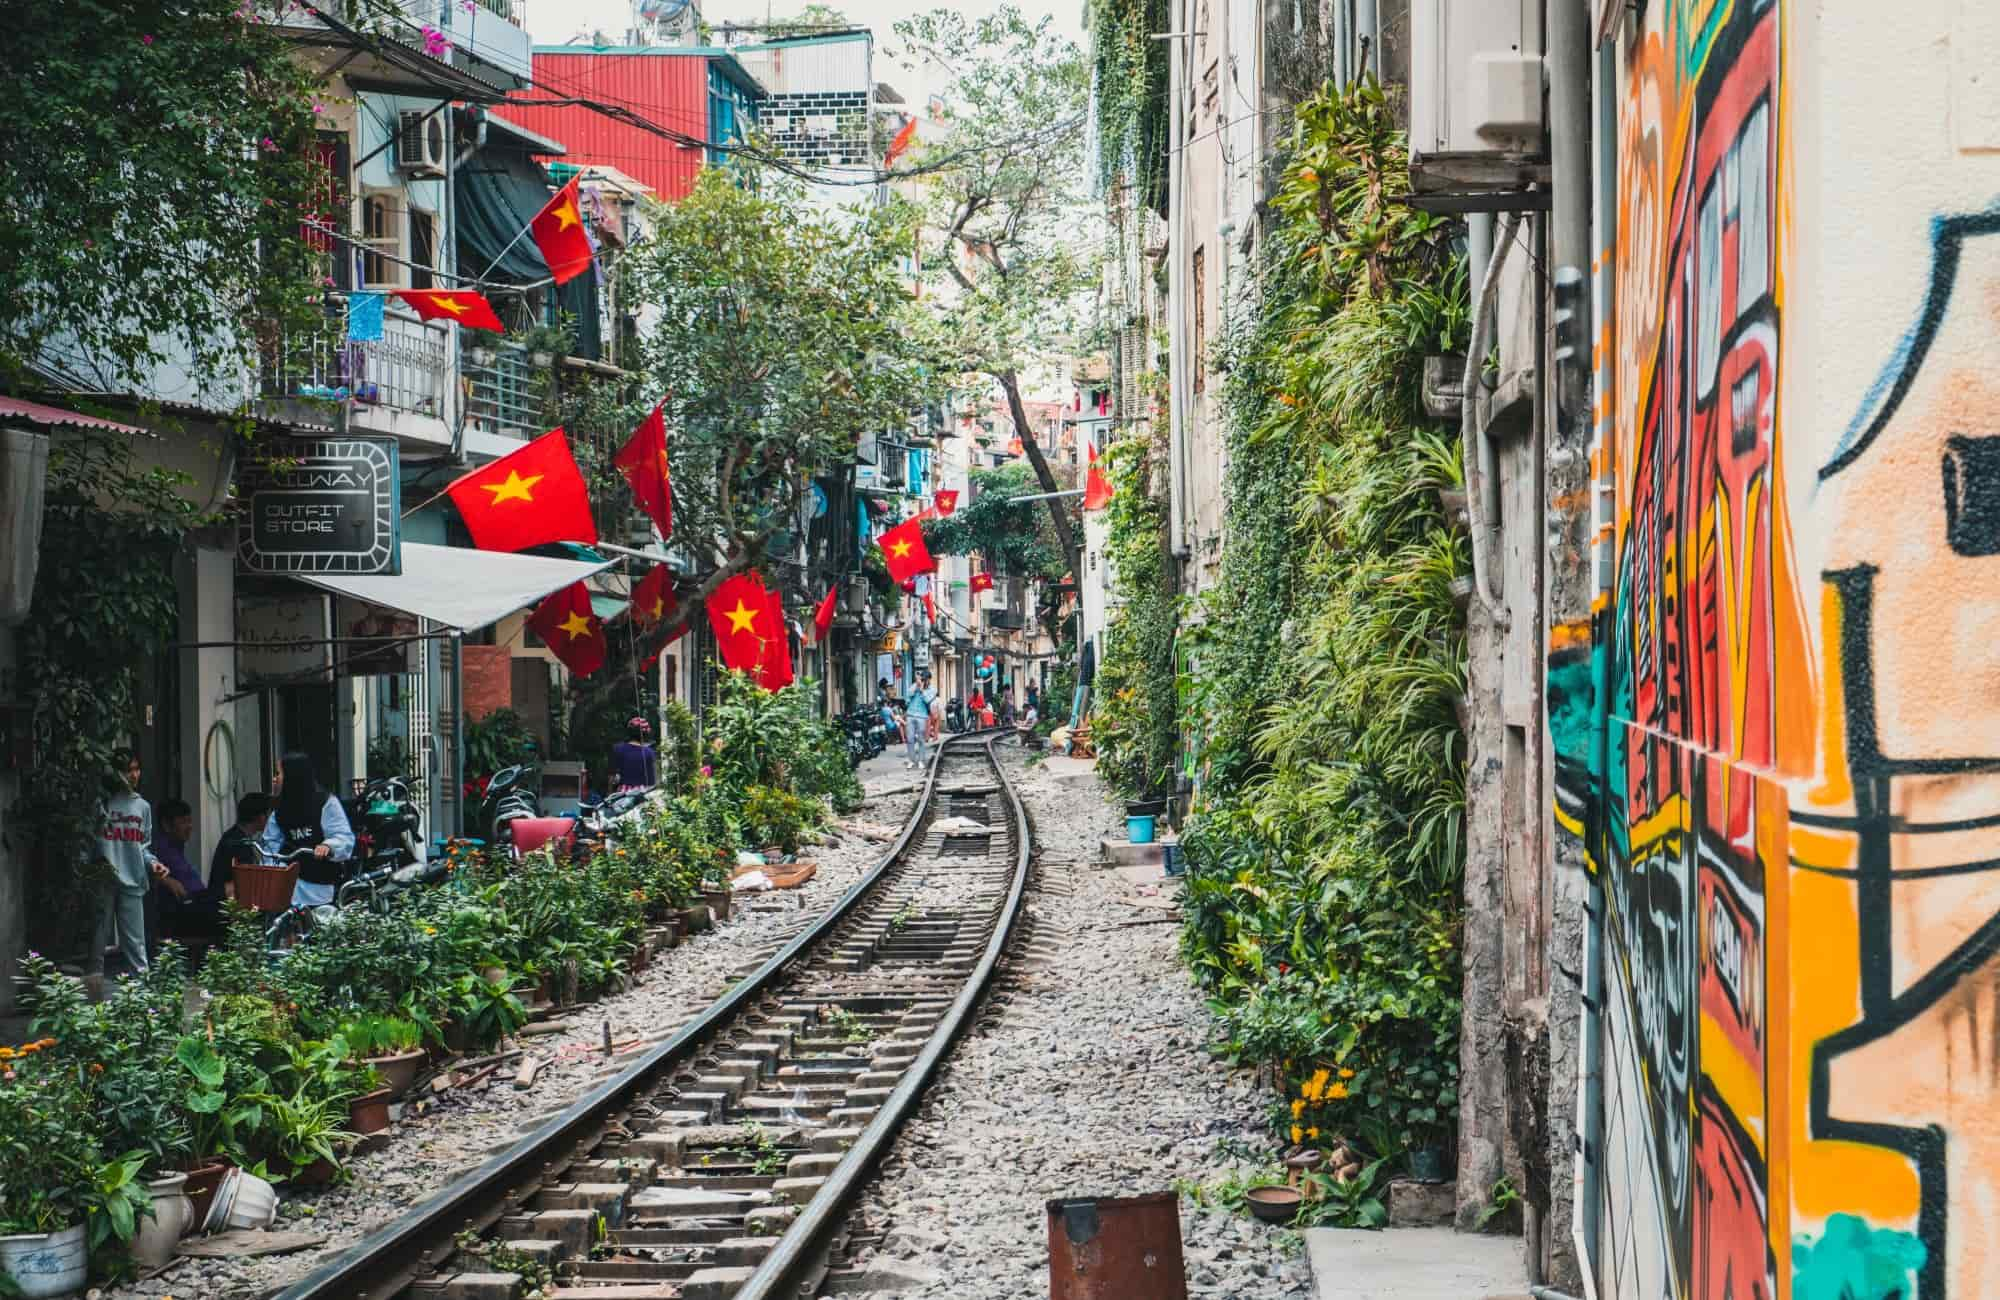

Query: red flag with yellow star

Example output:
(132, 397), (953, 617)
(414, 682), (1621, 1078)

(530, 176), (594, 285)
(757, 585), (794, 690)
(876, 516), (934, 585)
(526, 582), (606, 677)
(934, 489), (958, 516)
(444, 428), (598, 553)
(813, 585), (839, 643)
(970, 571), (995, 594)
(707, 570), (782, 680)
(395, 288), (504, 332)
(630, 563), (675, 628)
(612, 403), (672, 540)
(1084, 443), (1115, 511)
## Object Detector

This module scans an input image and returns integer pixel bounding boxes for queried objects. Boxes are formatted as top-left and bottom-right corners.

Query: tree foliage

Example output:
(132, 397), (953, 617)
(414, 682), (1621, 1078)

(1, 0), (327, 396)
(895, 7), (1093, 574)
(921, 464), (1068, 580)
(623, 166), (933, 616)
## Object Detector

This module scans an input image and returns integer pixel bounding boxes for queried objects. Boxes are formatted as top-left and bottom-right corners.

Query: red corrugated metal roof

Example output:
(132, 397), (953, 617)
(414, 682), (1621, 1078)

(0, 397), (145, 434)
(507, 51), (715, 201)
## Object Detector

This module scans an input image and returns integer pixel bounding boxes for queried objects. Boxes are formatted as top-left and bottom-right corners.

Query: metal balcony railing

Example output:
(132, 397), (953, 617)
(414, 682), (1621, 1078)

(261, 311), (451, 419)
(462, 344), (548, 437)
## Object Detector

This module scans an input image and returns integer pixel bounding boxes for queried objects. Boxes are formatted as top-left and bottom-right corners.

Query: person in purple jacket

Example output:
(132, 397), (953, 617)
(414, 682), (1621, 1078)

(609, 717), (658, 792)
(152, 797), (227, 952)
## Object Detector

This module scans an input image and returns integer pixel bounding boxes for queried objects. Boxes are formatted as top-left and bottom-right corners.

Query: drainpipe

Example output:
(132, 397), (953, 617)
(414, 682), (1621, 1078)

(1544, 0), (1596, 1284)
(1166, 16), (1189, 562)
(1573, 29), (1623, 1291)
(1460, 212), (1512, 626)
(1356, 0), (1379, 79)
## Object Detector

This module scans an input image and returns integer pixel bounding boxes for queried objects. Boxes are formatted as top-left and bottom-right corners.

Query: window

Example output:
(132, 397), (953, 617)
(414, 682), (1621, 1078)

(409, 209), (436, 291)
(361, 193), (401, 288)
(1192, 246), (1208, 395)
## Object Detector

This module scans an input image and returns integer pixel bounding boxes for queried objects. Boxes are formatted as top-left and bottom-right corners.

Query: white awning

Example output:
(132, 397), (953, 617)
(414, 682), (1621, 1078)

(297, 542), (616, 631)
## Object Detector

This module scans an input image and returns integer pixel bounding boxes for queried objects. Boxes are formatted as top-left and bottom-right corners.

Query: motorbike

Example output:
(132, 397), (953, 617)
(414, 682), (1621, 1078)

(479, 764), (542, 846)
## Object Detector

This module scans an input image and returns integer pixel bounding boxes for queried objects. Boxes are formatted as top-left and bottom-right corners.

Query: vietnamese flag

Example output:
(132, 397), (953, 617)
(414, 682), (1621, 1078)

(884, 116), (917, 169)
(612, 403), (673, 539)
(708, 570), (785, 683)
(631, 563), (674, 628)
(530, 176), (594, 285)
(395, 288), (504, 333)
(813, 585), (839, 643)
(934, 489), (958, 516)
(527, 582), (606, 677)
(445, 429), (598, 553)
(876, 516), (934, 585)
(757, 585), (794, 690)
(922, 591), (936, 624)
(970, 571), (995, 594)
(1084, 443), (1115, 511)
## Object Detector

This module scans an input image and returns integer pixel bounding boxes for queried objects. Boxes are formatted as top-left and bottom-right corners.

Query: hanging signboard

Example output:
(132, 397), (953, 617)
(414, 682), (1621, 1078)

(338, 598), (422, 677)
(238, 437), (402, 576)
(237, 593), (333, 684)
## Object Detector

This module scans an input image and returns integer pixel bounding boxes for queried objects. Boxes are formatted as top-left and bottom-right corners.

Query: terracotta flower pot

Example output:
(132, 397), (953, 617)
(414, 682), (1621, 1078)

(348, 1088), (394, 1135)
(367, 1049), (427, 1099)
(288, 1157), (337, 1187)
(182, 1159), (233, 1227)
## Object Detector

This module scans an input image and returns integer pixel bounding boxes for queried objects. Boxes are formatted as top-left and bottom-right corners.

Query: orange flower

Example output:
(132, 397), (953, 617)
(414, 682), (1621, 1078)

(89, 1063), (104, 1075)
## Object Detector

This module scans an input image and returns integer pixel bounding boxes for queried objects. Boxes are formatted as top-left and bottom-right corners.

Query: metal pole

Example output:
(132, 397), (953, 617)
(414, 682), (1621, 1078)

(450, 628), (466, 837)
(1007, 488), (1088, 504)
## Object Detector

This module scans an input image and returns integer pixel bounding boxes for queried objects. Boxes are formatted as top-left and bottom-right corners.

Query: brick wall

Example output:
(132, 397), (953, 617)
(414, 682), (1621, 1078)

(462, 644), (513, 721)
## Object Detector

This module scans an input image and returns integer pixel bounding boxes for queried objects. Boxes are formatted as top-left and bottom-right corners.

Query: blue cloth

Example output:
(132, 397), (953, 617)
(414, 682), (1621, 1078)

(347, 292), (385, 342)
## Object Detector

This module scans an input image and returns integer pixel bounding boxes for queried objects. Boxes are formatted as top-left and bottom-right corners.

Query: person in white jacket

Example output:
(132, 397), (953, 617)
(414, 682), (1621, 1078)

(260, 750), (355, 908)
(89, 748), (166, 988)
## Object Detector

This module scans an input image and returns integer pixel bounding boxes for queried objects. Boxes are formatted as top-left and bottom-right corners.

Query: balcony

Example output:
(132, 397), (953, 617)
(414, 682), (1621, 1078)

(462, 343), (548, 441)
(259, 310), (454, 445)
(279, 0), (530, 94)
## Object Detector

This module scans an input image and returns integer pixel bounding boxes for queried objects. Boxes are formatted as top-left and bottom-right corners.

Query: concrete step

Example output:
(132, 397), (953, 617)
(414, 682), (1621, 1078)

(1303, 1226), (1529, 1300)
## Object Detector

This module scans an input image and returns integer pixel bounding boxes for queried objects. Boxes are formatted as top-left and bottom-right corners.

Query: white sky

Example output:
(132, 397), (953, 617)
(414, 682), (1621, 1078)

(522, 0), (1085, 105)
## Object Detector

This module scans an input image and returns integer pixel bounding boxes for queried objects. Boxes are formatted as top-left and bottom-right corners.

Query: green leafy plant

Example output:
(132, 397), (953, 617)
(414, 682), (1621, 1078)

(81, 1152), (153, 1258)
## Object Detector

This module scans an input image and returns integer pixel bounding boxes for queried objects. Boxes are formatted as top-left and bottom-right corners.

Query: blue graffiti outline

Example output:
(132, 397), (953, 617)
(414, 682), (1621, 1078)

(1821, 206), (2000, 481)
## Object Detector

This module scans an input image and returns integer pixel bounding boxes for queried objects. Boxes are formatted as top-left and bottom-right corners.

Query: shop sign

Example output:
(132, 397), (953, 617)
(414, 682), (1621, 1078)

(238, 593), (332, 683)
(339, 598), (421, 677)
(238, 437), (402, 576)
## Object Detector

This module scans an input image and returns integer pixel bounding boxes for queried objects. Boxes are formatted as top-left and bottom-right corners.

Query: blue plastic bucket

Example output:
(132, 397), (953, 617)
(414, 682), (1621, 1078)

(1127, 815), (1156, 844)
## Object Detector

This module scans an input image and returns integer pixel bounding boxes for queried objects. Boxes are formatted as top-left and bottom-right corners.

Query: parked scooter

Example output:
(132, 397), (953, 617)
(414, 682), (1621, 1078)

(479, 765), (541, 846)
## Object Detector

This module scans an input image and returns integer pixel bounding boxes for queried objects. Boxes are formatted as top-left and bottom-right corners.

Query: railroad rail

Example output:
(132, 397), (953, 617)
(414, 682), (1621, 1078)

(271, 732), (1031, 1300)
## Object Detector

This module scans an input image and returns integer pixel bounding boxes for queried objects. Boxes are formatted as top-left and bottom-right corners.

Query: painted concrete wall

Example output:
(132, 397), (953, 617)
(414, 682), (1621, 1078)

(1556, 1), (2000, 1296)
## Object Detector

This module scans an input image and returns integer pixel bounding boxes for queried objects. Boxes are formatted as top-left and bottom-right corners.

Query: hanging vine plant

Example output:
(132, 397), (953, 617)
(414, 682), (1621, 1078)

(1088, 0), (1172, 217)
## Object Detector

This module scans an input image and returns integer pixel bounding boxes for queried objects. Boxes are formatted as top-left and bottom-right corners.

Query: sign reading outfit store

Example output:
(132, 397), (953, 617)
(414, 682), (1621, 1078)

(238, 437), (402, 575)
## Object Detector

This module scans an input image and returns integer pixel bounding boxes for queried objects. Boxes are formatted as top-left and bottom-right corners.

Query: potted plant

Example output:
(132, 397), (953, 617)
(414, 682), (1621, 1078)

(453, 973), (529, 1050)
(0, 1043), (97, 1298)
(172, 1036), (265, 1226)
(339, 1014), (426, 1099)
(260, 1086), (358, 1186)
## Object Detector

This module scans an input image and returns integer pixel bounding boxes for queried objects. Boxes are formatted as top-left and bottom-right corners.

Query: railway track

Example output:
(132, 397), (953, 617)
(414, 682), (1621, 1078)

(272, 733), (1030, 1300)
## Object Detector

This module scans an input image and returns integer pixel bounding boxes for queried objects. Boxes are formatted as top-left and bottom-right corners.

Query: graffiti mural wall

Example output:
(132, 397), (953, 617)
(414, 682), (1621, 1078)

(1553, 0), (2000, 1296)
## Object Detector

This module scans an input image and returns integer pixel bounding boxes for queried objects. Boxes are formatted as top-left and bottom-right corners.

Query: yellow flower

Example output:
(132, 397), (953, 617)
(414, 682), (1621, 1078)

(1290, 1124), (1303, 1144)
(1303, 1067), (1330, 1102)
(1307, 1127), (1319, 1140)
(1291, 1098), (1306, 1118)
(1339, 1067), (1355, 1079)
(422, 925), (437, 935)
(1325, 1081), (1349, 1101)
(0, 1047), (15, 1060)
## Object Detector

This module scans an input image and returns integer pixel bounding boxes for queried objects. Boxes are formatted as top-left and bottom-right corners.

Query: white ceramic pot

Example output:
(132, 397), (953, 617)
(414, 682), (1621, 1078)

(0, 1222), (88, 1298)
(201, 1168), (280, 1235)
(132, 1171), (193, 1269)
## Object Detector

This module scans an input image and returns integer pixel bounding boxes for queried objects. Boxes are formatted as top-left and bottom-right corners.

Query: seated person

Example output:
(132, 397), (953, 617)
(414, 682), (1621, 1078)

(153, 797), (228, 947)
(208, 792), (272, 910)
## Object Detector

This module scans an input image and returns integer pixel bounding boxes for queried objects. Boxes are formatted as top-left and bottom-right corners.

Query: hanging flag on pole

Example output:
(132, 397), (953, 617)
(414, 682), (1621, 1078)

(813, 585), (840, 642)
(612, 403), (673, 540)
(530, 176), (595, 285)
(444, 428), (598, 552)
(883, 116), (918, 169)
(758, 585), (794, 690)
(922, 591), (936, 624)
(876, 516), (934, 585)
(526, 582), (606, 677)
(1084, 443), (1115, 511)
(631, 564), (674, 628)
(934, 488), (959, 516)
(395, 288), (505, 332)
(707, 570), (790, 689)
(970, 572), (995, 594)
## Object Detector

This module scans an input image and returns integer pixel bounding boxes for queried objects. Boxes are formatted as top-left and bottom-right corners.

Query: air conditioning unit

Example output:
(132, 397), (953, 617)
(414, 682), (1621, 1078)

(396, 111), (447, 177)
(1408, 0), (1546, 202)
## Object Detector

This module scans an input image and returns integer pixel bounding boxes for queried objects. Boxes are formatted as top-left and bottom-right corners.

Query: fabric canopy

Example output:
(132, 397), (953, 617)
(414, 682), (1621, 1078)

(298, 542), (616, 631)
(456, 146), (602, 360)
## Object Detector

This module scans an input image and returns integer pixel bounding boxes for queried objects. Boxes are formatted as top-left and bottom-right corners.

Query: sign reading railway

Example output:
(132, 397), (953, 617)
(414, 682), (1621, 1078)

(238, 437), (402, 576)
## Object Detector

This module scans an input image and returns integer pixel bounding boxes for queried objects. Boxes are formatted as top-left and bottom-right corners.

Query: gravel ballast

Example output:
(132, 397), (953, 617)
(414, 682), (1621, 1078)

(825, 742), (1314, 1299)
(106, 764), (919, 1300)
